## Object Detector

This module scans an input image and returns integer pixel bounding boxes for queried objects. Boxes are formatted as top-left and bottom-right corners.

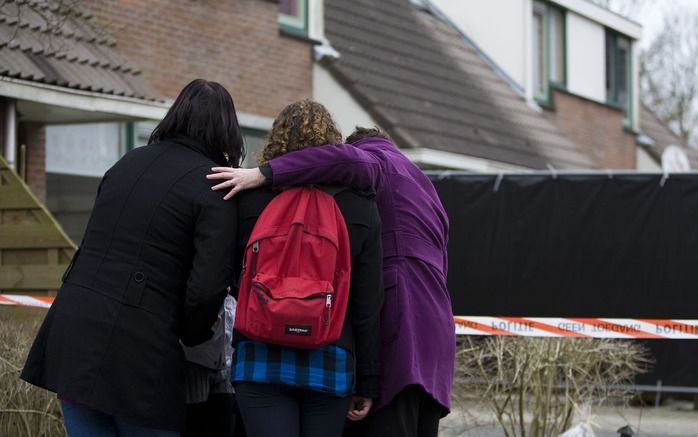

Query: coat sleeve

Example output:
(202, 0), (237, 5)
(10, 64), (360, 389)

(181, 187), (238, 346)
(267, 144), (383, 190)
(349, 201), (384, 398)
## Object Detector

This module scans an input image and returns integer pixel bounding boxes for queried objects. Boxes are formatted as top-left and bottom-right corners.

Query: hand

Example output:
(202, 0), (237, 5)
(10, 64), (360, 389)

(346, 396), (372, 421)
(206, 167), (266, 200)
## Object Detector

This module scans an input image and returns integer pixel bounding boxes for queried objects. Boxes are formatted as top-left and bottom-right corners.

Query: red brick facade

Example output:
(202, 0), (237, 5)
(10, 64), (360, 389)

(83, 0), (314, 118)
(546, 89), (637, 169)
(18, 123), (47, 203)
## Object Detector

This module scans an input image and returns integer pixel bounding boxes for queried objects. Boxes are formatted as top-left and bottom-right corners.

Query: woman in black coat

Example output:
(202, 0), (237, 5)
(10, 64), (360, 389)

(21, 79), (245, 435)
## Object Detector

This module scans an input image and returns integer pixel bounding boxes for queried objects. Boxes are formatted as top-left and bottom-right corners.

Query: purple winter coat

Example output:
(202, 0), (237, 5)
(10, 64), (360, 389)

(267, 137), (455, 413)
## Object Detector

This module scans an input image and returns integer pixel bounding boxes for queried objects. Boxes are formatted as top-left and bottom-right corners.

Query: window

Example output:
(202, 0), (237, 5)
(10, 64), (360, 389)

(45, 122), (127, 242)
(533, 3), (547, 100)
(46, 123), (125, 177)
(548, 8), (565, 85)
(532, 1), (566, 103)
(241, 127), (268, 168)
(278, 0), (308, 38)
(135, 121), (157, 147)
(606, 31), (632, 128)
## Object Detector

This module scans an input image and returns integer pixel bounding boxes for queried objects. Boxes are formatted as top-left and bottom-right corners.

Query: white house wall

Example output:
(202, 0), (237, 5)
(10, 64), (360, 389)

(566, 13), (606, 103)
(312, 64), (519, 171)
(636, 147), (661, 171)
(429, 0), (528, 91)
(549, 0), (642, 39)
(312, 63), (380, 138)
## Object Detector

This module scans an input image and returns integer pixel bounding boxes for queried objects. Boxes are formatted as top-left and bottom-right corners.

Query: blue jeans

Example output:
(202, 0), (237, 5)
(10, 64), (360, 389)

(60, 401), (178, 437)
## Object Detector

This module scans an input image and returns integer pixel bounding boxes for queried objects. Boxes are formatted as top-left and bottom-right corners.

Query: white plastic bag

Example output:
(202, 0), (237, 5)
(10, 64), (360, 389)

(560, 403), (597, 437)
(182, 294), (236, 370)
(559, 423), (597, 437)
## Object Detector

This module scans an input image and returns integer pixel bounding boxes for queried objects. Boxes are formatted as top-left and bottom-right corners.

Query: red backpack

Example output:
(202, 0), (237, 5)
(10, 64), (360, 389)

(234, 186), (351, 349)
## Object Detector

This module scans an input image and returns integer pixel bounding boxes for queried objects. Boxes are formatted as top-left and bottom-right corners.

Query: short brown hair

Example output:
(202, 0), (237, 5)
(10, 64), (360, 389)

(346, 126), (391, 144)
(260, 100), (342, 164)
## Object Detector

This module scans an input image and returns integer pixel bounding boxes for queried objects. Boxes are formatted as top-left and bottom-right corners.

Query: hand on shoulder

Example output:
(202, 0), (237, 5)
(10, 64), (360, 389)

(206, 166), (266, 200)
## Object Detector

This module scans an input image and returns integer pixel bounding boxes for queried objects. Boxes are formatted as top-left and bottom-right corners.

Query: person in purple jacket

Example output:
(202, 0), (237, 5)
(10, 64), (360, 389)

(208, 127), (455, 437)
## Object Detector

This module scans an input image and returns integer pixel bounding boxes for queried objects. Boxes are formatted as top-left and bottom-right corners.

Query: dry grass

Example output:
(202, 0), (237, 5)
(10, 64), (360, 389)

(0, 308), (654, 437)
(453, 337), (652, 437)
(0, 308), (65, 437)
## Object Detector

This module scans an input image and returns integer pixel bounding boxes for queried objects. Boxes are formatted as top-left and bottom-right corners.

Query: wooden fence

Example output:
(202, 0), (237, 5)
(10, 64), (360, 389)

(0, 155), (76, 292)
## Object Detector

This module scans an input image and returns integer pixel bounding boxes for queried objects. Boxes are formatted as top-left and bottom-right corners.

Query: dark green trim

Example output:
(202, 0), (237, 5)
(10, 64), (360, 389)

(279, 22), (306, 38)
(125, 122), (136, 151)
(279, 25), (315, 42)
(548, 5), (567, 89)
(624, 41), (634, 129)
(623, 125), (639, 135)
(533, 1), (550, 104)
(533, 1), (567, 105)
(605, 29), (633, 129)
(278, 0), (308, 38)
(241, 127), (268, 137)
(537, 96), (555, 111)
(605, 30), (617, 106)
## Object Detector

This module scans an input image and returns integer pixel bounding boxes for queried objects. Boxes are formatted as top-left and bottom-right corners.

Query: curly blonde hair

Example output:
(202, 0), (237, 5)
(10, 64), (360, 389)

(259, 99), (342, 164)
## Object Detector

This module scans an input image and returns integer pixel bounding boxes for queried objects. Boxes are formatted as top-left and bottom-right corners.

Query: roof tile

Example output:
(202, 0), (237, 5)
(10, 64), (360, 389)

(0, 0), (160, 101)
(324, 0), (595, 168)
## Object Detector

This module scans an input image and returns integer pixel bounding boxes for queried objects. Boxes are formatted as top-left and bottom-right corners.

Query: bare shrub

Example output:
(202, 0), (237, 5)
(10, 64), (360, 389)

(0, 308), (65, 437)
(454, 336), (652, 437)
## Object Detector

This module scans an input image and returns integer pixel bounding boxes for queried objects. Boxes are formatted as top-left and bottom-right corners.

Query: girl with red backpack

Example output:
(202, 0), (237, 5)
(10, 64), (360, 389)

(229, 100), (383, 437)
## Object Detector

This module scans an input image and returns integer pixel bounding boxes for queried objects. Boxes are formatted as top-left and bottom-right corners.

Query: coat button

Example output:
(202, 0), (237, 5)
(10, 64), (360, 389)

(134, 271), (145, 283)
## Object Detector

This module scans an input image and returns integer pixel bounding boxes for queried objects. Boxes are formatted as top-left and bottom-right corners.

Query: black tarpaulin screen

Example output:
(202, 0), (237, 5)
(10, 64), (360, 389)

(429, 172), (698, 387)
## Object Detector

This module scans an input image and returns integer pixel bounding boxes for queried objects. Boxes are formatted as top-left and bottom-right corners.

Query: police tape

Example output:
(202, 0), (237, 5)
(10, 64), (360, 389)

(2, 295), (697, 339)
(0, 294), (54, 308)
(454, 316), (698, 339)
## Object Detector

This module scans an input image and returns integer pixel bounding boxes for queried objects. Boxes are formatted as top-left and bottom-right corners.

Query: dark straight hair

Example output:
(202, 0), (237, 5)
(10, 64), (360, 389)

(148, 79), (245, 167)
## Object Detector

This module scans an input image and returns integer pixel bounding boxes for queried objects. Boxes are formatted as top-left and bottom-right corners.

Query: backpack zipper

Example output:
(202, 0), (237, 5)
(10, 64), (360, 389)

(251, 279), (332, 323)
(252, 282), (270, 304)
(324, 294), (332, 326)
(251, 241), (259, 276)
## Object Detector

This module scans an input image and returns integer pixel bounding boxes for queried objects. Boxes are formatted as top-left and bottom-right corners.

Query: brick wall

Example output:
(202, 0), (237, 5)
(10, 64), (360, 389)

(547, 89), (636, 169)
(84, 0), (313, 118)
(18, 123), (46, 203)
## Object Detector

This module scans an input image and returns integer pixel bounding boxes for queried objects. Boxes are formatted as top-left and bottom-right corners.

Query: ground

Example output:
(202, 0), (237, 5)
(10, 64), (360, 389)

(440, 400), (698, 436)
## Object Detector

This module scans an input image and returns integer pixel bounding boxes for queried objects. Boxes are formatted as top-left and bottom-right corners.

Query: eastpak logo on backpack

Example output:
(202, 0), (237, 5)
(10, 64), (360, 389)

(285, 325), (312, 336)
(234, 186), (351, 349)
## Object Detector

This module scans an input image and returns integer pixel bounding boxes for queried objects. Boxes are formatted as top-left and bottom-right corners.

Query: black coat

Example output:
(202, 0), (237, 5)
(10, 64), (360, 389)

(21, 138), (237, 432)
(235, 186), (384, 397)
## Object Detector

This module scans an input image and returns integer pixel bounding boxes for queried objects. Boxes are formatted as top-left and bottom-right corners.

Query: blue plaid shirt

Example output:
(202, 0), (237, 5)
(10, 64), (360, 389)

(231, 341), (355, 396)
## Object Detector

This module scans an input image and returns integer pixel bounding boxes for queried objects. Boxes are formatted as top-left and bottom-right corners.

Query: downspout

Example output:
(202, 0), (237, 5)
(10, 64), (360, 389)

(4, 99), (16, 170)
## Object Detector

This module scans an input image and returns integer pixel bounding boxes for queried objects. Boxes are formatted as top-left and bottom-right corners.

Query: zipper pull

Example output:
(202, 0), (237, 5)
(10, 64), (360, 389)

(251, 241), (259, 276)
(324, 294), (332, 326)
